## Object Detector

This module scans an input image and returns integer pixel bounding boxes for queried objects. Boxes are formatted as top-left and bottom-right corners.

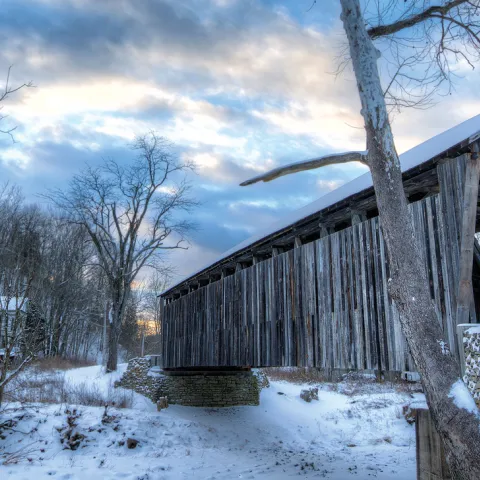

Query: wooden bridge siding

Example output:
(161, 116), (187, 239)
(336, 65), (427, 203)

(437, 157), (467, 355)
(162, 157), (468, 370)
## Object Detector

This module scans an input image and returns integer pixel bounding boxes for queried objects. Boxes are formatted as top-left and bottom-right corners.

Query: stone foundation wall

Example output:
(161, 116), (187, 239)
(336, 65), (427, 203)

(462, 325), (480, 407)
(114, 357), (164, 402)
(115, 357), (260, 407)
(161, 372), (260, 407)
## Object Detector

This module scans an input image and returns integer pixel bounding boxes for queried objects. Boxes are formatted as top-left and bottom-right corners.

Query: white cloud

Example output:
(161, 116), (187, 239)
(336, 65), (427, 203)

(228, 199), (281, 210)
(1, 148), (31, 169)
(192, 153), (219, 169)
(317, 179), (344, 192)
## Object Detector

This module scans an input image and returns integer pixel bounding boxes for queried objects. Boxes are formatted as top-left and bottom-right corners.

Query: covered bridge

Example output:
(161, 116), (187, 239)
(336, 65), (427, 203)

(160, 115), (480, 374)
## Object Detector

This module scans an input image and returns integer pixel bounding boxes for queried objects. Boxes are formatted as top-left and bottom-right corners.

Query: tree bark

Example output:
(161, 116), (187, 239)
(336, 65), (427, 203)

(106, 316), (118, 373)
(106, 296), (120, 372)
(106, 286), (130, 372)
(339, 1), (480, 478)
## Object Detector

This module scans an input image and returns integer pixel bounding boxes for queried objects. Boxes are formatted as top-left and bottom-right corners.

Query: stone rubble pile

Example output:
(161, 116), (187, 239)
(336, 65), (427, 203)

(463, 326), (480, 407)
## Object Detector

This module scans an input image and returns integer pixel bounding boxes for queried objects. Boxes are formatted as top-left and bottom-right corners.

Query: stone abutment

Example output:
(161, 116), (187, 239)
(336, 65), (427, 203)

(115, 357), (261, 407)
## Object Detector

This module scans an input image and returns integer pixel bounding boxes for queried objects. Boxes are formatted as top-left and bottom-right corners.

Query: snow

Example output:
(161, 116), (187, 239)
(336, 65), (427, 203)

(437, 340), (450, 355)
(466, 325), (480, 335)
(164, 114), (480, 294)
(0, 297), (28, 312)
(448, 379), (479, 415)
(0, 347), (19, 357)
(1, 364), (421, 479)
(457, 323), (480, 335)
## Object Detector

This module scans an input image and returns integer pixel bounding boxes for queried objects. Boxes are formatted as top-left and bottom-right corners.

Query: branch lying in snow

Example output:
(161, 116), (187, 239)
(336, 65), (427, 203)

(240, 151), (368, 186)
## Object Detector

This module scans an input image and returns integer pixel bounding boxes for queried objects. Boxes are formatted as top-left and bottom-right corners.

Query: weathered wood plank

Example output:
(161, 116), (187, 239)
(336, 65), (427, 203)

(456, 147), (480, 325)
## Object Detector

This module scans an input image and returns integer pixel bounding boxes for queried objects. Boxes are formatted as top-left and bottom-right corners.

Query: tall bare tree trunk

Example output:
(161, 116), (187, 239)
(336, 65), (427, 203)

(106, 315), (118, 373)
(0, 353), (8, 405)
(340, 1), (480, 478)
(106, 289), (129, 372)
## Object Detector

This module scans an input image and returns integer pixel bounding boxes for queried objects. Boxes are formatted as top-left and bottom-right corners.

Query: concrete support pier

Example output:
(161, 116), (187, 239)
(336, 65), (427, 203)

(115, 357), (260, 407)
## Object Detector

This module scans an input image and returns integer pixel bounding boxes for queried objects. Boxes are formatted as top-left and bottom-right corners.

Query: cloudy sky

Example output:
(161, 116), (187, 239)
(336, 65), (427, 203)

(0, 0), (479, 283)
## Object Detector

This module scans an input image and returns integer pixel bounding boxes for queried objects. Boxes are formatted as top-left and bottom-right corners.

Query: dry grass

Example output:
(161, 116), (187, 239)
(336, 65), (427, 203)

(262, 367), (329, 384)
(262, 367), (423, 396)
(32, 356), (95, 371)
(4, 369), (133, 408)
(392, 378), (424, 395)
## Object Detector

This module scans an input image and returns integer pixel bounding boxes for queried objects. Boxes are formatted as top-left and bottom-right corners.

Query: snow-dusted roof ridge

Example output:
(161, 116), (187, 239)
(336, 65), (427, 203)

(164, 114), (480, 295)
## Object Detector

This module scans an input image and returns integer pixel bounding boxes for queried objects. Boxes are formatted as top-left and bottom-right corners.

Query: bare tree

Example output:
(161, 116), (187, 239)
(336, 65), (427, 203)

(0, 66), (33, 141)
(0, 195), (45, 406)
(241, 1), (480, 478)
(0, 190), (116, 371)
(367, 0), (480, 111)
(47, 133), (196, 371)
(35, 214), (98, 359)
(143, 270), (171, 337)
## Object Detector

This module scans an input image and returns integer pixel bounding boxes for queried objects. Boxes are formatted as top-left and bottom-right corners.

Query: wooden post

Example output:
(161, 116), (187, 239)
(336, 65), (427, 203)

(294, 236), (302, 248)
(456, 324), (468, 378)
(456, 144), (480, 326)
(272, 246), (281, 257)
(319, 223), (334, 238)
(235, 263), (242, 273)
(416, 409), (451, 480)
(351, 210), (367, 226)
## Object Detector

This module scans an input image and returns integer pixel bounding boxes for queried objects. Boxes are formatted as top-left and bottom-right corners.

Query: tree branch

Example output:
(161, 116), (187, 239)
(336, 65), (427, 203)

(239, 151), (368, 186)
(367, 0), (469, 39)
(0, 355), (34, 390)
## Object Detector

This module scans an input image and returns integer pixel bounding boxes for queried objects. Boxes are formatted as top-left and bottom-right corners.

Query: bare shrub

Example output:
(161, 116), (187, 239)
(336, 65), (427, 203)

(337, 372), (378, 396)
(3, 370), (67, 404)
(56, 408), (85, 450)
(110, 389), (134, 409)
(65, 382), (104, 406)
(3, 368), (133, 408)
(65, 381), (133, 408)
(1, 442), (39, 465)
(264, 368), (423, 397)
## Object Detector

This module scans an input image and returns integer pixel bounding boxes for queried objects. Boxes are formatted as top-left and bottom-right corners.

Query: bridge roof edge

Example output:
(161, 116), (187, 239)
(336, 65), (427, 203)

(161, 114), (480, 297)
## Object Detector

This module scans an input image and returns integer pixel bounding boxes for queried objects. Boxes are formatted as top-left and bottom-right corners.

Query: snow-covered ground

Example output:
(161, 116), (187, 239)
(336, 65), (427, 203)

(1, 365), (423, 479)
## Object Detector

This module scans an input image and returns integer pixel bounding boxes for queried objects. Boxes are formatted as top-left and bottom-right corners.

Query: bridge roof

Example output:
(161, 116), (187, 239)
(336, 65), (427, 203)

(162, 114), (480, 297)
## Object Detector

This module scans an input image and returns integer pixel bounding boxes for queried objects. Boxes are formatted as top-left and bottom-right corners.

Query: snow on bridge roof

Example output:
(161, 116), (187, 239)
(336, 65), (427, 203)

(163, 114), (480, 296)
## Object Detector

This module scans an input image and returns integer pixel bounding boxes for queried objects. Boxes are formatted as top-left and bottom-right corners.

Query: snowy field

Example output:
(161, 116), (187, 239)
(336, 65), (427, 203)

(0, 364), (424, 479)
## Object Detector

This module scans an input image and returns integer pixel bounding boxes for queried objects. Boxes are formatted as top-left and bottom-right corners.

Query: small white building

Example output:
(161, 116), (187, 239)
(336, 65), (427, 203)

(0, 296), (28, 355)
